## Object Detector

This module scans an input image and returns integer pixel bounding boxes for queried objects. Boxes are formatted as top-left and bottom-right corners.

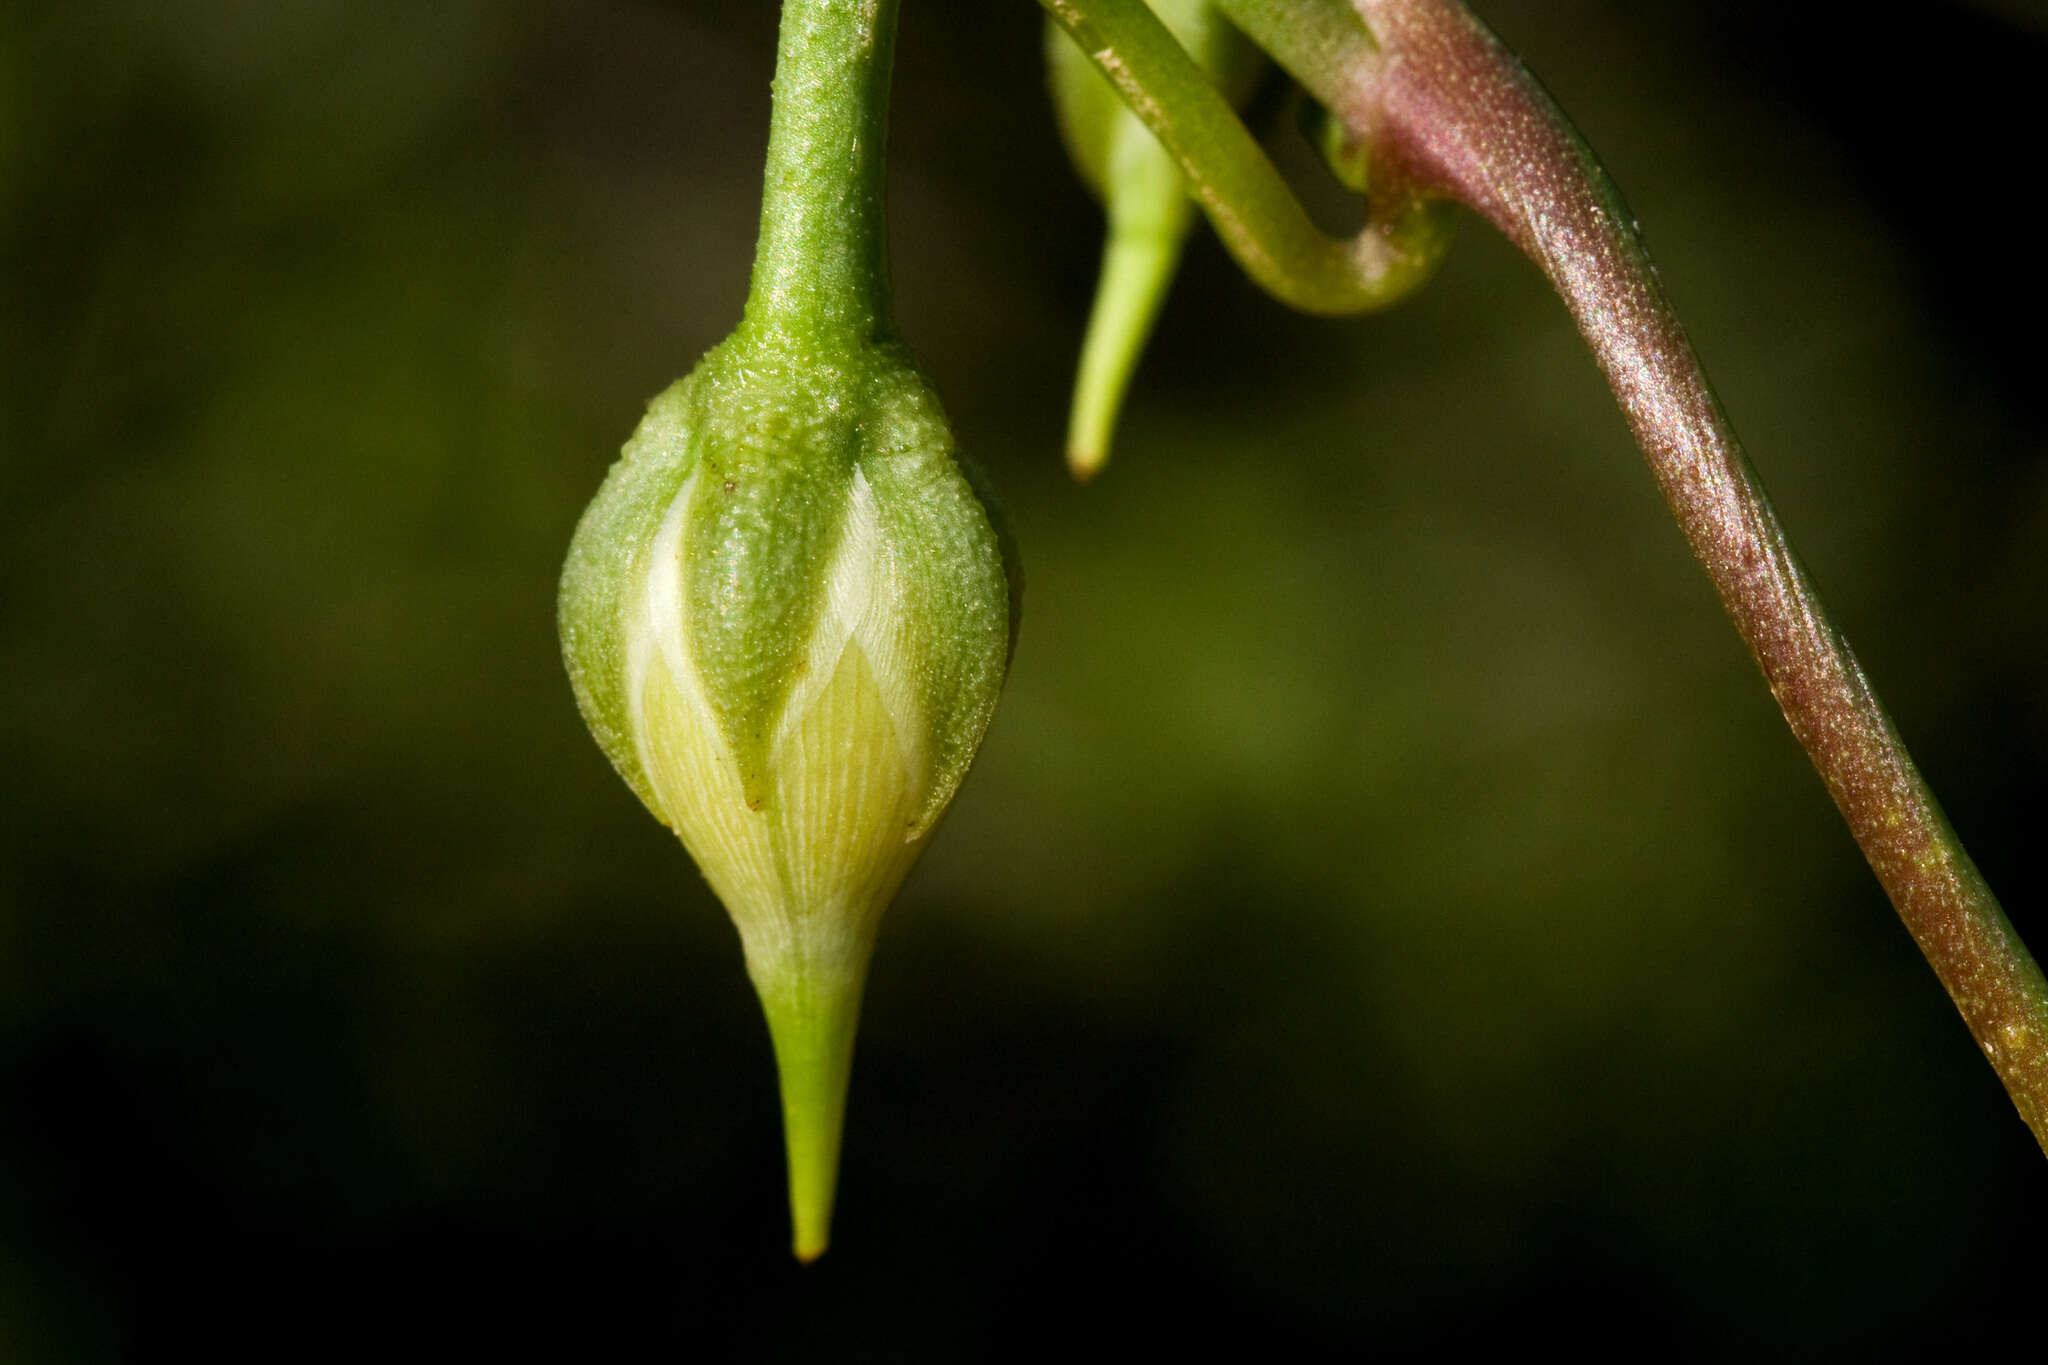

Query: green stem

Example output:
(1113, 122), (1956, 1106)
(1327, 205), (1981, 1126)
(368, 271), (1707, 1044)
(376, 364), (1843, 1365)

(744, 0), (901, 344)
(1038, 0), (1450, 314)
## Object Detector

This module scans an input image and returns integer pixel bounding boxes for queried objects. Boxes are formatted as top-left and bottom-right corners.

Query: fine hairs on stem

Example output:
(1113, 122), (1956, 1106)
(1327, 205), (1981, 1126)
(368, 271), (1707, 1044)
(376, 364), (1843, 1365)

(1044, 0), (2048, 1149)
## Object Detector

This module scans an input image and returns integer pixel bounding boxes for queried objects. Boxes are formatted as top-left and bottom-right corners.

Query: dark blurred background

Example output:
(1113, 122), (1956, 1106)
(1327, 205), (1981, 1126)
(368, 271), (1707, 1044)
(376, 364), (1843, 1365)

(5, 0), (2046, 1355)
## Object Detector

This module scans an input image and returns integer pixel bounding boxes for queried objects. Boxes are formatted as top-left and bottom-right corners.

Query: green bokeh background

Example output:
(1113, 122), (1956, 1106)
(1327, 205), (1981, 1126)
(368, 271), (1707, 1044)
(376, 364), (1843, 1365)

(5, 0), (2045, 1354)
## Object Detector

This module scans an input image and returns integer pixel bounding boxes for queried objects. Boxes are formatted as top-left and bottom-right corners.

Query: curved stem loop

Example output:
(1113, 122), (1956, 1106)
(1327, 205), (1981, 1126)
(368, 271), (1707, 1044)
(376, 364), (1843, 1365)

(1039, 0), (1450, 314)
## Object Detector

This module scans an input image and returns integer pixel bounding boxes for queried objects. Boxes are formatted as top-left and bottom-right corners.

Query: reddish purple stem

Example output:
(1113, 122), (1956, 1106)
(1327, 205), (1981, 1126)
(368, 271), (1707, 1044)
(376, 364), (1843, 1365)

(1342, 0), (2048, 1148)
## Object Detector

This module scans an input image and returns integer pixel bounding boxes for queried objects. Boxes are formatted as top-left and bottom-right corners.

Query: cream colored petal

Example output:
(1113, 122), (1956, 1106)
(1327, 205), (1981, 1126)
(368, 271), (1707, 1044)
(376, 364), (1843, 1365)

(627, 467), (930, 973)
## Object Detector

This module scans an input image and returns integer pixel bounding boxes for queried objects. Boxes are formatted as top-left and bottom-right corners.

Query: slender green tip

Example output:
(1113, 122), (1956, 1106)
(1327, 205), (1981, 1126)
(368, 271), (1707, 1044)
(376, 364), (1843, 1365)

(1067, 226), (1188, 481)
(757, 965), (867, 1263)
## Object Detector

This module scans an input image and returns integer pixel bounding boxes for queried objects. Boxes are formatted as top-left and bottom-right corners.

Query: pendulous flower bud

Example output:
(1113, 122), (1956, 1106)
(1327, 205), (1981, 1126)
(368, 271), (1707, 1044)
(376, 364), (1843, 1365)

(558, 326), (1017, 1259)
(558, 0), (1017, 1262)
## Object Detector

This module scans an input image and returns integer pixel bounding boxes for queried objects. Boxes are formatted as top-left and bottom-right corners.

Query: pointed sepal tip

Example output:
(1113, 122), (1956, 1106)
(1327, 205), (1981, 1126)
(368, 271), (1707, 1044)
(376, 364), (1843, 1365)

(755, 958), (868, 1264)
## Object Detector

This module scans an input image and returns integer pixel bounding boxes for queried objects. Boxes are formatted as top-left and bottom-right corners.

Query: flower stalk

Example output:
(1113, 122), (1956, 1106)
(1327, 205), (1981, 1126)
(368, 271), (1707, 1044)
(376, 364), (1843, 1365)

(745, 0), (899, 343)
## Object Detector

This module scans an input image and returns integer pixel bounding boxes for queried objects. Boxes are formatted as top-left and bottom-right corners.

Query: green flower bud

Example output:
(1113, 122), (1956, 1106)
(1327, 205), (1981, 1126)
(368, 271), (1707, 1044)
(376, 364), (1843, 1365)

(556, 0), (1015, 1261)
(560, 329), (1016, 1259)
(560, 336), (1014, 852)
(1047, 0), (1264, 479)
